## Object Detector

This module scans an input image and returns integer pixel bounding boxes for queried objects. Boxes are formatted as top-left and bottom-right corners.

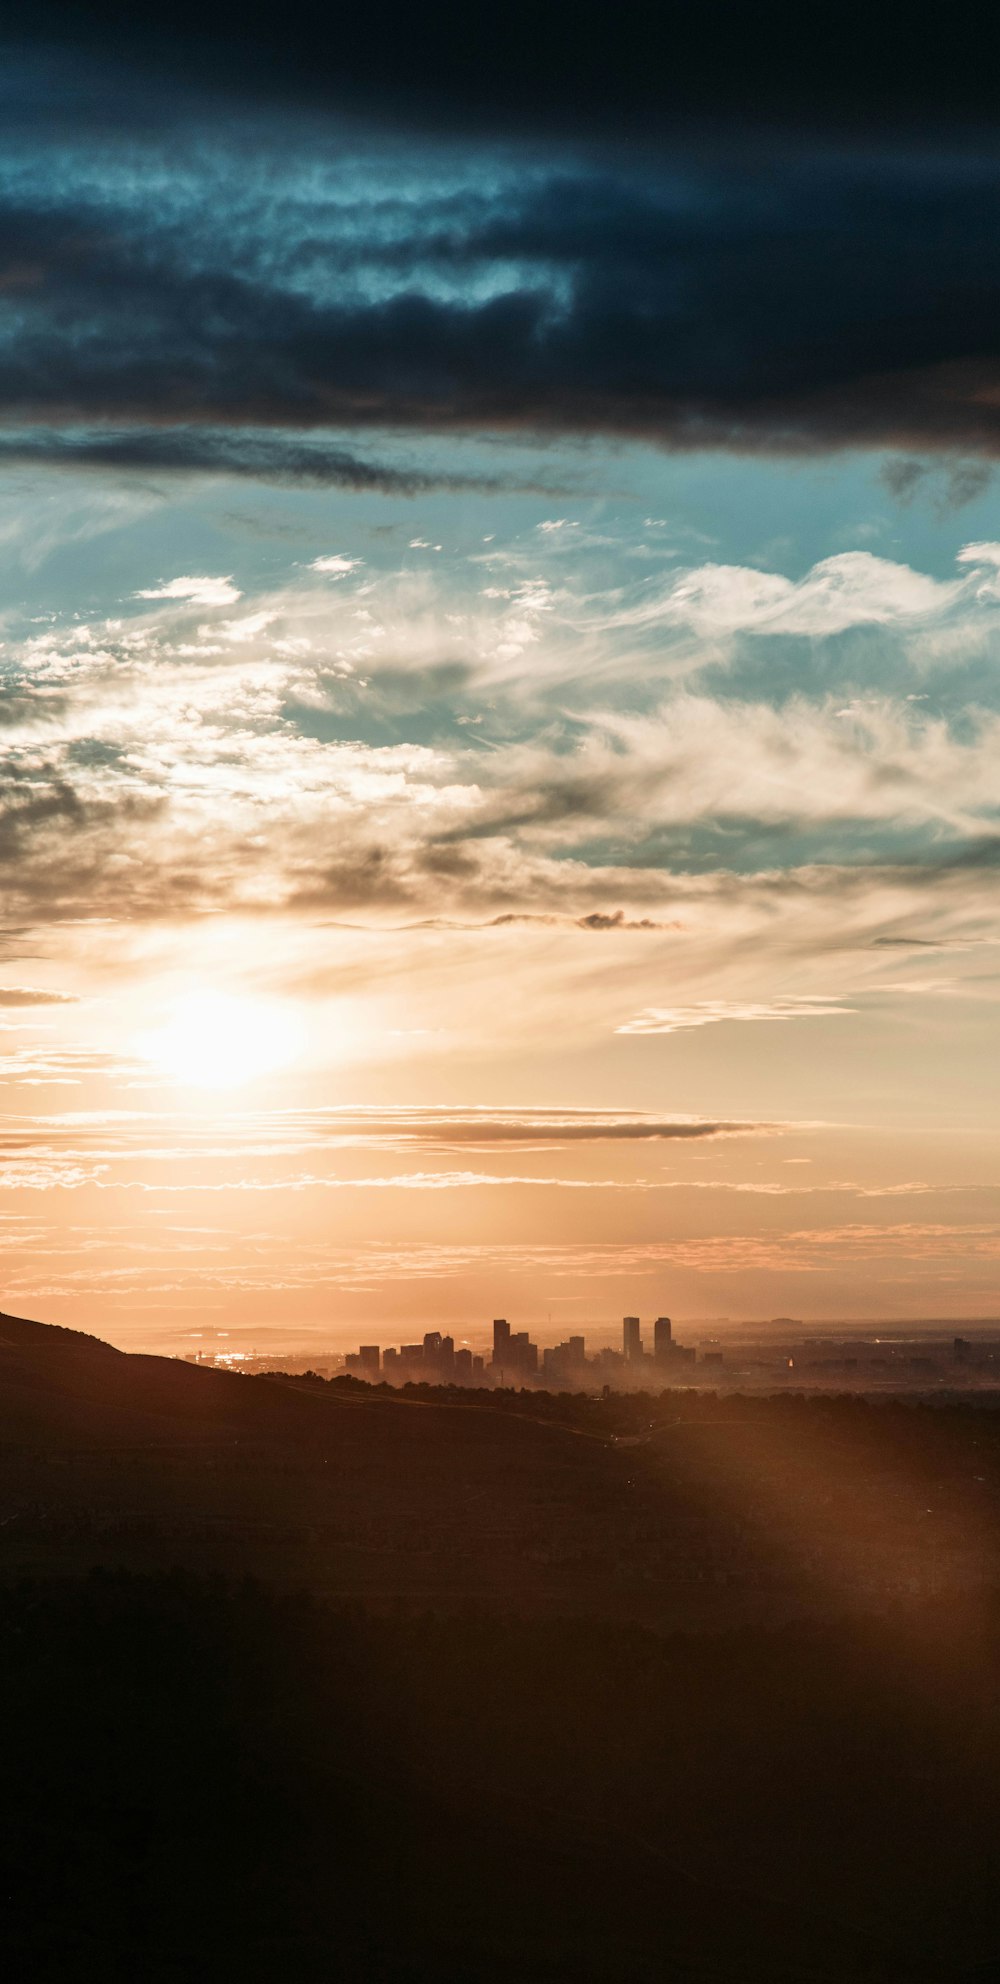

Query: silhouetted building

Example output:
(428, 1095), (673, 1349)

(623, 1316), (642, 1363)
(508, 1331), (538, 1376)
(491, 1317), (531, 1380)
(543, 1335), (589, 1386)
(654, 1316), (672, 1361)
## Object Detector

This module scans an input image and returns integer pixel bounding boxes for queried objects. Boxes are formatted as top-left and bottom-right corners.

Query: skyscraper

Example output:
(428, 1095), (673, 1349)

(493, 1318), (510, 1362)
(623, 1316), (642, 1362)
(509, 1331), (538, 1375)
(654, 1316), (672, 1361)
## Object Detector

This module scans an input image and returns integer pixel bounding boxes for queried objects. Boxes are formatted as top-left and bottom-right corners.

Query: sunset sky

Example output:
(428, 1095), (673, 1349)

(0, 5), (998, 1350)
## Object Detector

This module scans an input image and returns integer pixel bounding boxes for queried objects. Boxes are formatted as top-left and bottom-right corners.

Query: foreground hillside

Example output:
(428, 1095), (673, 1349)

(5, 1312), (1000, 1628)
(2, 1569), (997, 1984)
(6, 1315), (1000, 1979)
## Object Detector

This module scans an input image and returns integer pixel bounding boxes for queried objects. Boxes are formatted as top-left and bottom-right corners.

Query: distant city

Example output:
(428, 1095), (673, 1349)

(183, 1317), (1000, 1392)
(346, 1314), (695, 1387)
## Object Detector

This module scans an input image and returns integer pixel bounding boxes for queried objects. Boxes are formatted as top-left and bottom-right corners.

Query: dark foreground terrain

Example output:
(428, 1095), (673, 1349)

(4, 1311), (1000, 1980)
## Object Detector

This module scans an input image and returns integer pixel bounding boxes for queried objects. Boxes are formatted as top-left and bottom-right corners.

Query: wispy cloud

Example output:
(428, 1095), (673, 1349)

(0, 1049), (145, 1088)
(0, 429), (567, 496)
(275, 1109), (778, 1148)
(616, 999), (854, 1035)
(0, 988), (78, 1007)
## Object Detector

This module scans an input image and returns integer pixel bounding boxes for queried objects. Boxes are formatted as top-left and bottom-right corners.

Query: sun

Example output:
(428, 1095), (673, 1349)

(142, 989), (304, 1090)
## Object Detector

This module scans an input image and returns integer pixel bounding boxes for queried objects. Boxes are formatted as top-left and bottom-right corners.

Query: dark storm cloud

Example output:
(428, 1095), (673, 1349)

(4, 143), (1000, 457)
(13, 0), (1000, 139)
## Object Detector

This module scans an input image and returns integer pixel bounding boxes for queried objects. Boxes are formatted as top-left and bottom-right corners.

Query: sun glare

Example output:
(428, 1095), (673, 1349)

(142, 990), (304, 1089)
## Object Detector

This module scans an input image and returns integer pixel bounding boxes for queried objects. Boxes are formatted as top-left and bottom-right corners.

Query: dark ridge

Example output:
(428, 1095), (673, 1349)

(0, 1307), (123, 1357)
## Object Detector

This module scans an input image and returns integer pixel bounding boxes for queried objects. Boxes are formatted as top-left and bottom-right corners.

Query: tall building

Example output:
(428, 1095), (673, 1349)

(346, 1347), (380, 1378)
(543, 1335), (588, 1387)
(654, 1316), (672, 1361)
(509, 1331), (538, 1375)
(623, 1315), (642, 1362)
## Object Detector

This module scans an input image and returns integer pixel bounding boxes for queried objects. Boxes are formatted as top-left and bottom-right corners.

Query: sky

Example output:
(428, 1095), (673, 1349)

(0, 6), (998, 1352)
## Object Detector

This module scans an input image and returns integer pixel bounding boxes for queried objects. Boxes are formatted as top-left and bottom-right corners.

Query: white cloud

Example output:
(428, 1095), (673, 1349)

(651, 551), (955, 639)
(956, 542), (1000, 570)
(218, 611), (276, 643)
(0, 529), (997, 1017)
(135, 575), (241, 607)
(309, 555), (362, 576)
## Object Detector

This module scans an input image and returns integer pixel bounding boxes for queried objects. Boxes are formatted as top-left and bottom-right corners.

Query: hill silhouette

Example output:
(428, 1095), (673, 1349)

(6, 1313), (1000, 1978)
(6, 1310), (1000, 1629)
(0, 1311), (646, 1614)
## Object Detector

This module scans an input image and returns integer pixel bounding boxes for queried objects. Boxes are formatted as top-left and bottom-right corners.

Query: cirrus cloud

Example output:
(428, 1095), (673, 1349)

(616, 998), (855, 1036)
